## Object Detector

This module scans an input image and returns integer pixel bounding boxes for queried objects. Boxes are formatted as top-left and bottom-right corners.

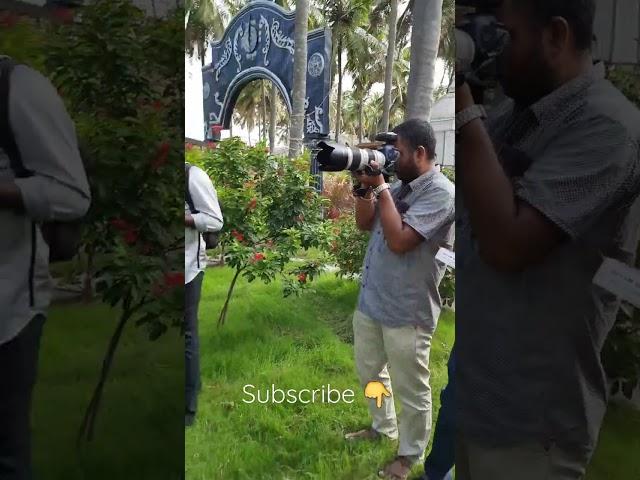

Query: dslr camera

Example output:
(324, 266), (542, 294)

(456, 0), (510, 88)
(315, 132), (399, 177)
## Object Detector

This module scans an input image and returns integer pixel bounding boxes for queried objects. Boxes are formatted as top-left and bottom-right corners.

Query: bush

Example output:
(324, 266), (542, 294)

(322, 172), (355, 219)
(329, 216), (370, 279)
(188, 139), (333, 326)
(602, 66), (640, 399)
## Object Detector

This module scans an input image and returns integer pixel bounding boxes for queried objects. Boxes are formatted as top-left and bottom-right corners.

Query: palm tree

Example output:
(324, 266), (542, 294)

(381, 0), (398, 131)
(185, 0), (241, 65)
(406, 0), (443, 121)
(314, 0), (372, 141)
(289, 0), (310, 158)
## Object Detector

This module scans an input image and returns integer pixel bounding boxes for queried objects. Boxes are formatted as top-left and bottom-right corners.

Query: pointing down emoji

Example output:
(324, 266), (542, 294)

(364, 381), (391, 408)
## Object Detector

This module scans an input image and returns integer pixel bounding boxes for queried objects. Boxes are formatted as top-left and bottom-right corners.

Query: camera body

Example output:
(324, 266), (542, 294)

(315, 132), (399, 177)
(456, 1), (509, 88)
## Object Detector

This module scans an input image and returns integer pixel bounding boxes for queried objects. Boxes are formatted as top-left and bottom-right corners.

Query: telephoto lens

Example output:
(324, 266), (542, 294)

(315, 141), (388, 172)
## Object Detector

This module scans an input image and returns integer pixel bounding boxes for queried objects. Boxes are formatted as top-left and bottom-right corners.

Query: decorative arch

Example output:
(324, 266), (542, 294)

(219, 67), (292, 129)
(202, 0), (332, 141)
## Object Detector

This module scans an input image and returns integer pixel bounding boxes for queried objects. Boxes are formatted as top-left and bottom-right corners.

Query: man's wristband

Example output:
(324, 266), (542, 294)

(455, 104), (487, 132)
(372, 183), (390, 198)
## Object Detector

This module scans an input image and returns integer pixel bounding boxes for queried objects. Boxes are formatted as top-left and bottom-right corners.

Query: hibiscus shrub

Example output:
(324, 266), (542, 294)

(187, 139), (333, 326)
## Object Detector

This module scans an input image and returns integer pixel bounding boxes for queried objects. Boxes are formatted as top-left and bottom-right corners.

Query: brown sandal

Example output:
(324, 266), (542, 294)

(378, 456), (413, 480)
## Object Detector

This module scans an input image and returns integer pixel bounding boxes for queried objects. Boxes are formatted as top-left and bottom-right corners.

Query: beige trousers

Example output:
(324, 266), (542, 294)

(352, 310), (433, 462)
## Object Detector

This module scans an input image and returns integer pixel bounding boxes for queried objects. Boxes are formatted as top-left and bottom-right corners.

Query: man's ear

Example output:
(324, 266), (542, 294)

(417, 145), (429, 163)
(546, 16), (571, 55)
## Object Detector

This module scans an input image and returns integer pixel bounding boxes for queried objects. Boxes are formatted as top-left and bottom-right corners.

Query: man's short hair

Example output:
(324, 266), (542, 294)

(392, 119), (437, 160)
(514, 0), (596, 51)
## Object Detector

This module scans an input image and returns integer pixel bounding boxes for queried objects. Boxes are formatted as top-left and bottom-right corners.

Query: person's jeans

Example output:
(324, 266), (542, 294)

(0, 314), (46, 480)
(422, 345), (455, 480)
(185, 272), (204, 417)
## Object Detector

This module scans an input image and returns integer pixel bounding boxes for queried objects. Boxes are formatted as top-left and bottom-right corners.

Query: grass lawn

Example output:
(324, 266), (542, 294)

(187, 266), (640, 480)
(32, 301), (183, 479)
(186, 266), (455, 480)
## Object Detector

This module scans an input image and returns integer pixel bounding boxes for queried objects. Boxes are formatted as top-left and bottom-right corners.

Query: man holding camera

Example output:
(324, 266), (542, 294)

(345, 119), (455, 480)
(455, 0), (640, 478)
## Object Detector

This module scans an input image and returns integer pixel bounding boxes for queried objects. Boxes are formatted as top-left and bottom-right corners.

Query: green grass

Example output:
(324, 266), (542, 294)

(32, 302), (183, 480)
(30, 267), (640, 479)
(186, 267), (454, 480)
(587, 405), (640, 480)
(188, 267), (640, 480)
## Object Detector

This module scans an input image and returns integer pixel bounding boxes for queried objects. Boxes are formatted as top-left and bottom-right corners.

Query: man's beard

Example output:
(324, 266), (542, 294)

(501, 51), (555, 107)
(396, 164), (420, 183)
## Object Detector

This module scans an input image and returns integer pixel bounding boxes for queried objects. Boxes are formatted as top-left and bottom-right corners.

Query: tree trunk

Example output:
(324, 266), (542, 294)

(334, 35), (343, 142)
(82, 248), (94, 302)
(358, 99), (364, 144)
(406, 0), (442, 121)
(261, 81), (267, 143)
(382, 0), (398, 131)
(269, 83), (277, 152)
(78, 299), (136, 443)
(218, 268), (243, 327)
(288, 0), (309, 158)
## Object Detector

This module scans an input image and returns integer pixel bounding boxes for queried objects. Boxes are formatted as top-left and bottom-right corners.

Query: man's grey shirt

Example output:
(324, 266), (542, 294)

(457, 63), (640, 451)
(0, 63), (90, 345)
(358, 169), (455, 331)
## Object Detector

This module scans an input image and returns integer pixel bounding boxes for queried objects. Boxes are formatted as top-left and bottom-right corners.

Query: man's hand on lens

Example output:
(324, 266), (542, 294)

(354, 162), (386, 189)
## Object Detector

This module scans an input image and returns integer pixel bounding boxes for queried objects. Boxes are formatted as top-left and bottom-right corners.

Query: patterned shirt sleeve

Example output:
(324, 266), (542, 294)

(402, 182), (455, 242)
(514, 115), (640, 239)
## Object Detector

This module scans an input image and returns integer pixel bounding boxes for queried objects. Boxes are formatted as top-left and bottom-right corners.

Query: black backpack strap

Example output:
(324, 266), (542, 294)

(0, 57), (31, 178)
(185, 162), (198, 214)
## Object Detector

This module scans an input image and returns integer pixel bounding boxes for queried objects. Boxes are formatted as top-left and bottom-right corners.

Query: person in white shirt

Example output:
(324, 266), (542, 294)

(0, 59), (90, 478)
(184, 162), (223, 426)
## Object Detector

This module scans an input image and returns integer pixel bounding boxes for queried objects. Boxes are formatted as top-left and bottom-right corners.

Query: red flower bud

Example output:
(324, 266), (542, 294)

(247, 198), (257, 211)
(110, 218), (131, 231)
(123, 228), (139, 245)
(297, 273), (307, 284)
(253, 253), (265, 262)
(164, 272), (184, 288)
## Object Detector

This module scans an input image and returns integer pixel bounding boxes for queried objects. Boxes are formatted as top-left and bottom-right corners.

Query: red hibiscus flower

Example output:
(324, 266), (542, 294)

(231, 230), (245, 242)
(252, 253), (265, 262)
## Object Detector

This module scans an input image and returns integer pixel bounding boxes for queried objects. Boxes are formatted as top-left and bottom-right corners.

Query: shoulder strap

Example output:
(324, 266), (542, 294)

(0, 57), (31, 178)
(185, 163), (198, 214)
